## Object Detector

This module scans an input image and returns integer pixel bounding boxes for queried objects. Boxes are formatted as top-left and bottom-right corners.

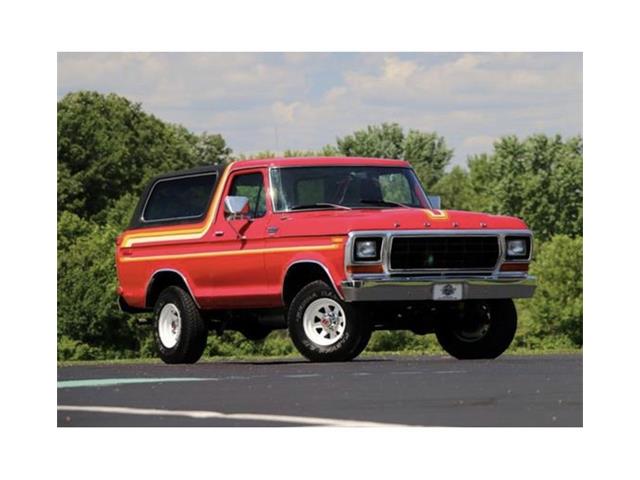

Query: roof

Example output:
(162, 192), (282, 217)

(229, 156), (411, 170)
(148, 164), (220, 182)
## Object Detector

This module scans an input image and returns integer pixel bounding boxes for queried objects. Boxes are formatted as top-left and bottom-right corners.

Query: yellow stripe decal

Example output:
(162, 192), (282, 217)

(120, 244), (341, 263)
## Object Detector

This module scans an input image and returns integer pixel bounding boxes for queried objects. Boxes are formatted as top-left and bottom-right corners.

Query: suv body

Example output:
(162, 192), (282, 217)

(116, 157), (535, 363)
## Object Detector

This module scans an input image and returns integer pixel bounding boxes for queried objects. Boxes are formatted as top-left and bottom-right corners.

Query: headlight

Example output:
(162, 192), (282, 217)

(505, 237), (530, 259)
(353, 237), (382, 262)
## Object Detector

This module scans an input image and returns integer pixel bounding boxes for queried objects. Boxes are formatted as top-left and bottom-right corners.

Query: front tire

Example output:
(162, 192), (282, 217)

(153, 286), (207, 364)
(288, 281), (370, 362)
(435, 299), (517, 359)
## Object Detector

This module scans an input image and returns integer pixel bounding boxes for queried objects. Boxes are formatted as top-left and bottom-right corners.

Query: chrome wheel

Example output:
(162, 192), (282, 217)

(158, 303), (181, 348)
(302, 298), (346, 346)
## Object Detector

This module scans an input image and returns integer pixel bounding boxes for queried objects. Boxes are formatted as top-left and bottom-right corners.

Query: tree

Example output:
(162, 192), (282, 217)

(337, 123), (405, 159)
(335, 123), (453, 189)
(57, 91), (232, 220)
(403, 129), (453, 188)
(195, 132), (233, 165)
(523, 235), (583, 346)
(430, 166), (474, 210)
(459, 134), (582, 240)
(57, 219), (138, 352)
(57, 91), (232, 358)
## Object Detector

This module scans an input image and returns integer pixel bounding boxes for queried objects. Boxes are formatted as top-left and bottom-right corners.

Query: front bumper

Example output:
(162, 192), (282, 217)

(341, 274), (536, 302)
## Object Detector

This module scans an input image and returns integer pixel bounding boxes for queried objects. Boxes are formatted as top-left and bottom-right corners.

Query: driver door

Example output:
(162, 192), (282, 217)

(206, 168), (270, 308)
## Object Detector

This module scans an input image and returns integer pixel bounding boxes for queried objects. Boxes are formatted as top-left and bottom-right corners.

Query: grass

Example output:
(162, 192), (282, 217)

(57, 346), (582, 367)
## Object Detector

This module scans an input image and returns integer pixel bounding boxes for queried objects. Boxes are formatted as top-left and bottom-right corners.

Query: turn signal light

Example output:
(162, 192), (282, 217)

(500, 262), (529, 272)
(347, 264), (384, 275)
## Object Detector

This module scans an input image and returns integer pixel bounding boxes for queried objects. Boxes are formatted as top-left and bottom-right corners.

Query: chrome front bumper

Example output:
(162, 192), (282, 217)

(341, 275), (536, 302)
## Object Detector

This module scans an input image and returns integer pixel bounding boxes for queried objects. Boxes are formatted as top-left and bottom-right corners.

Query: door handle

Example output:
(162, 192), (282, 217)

(214, 231), (224, 237)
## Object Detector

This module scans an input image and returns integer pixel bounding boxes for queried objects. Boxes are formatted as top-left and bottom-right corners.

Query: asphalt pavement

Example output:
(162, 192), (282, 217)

(57, 354), (582, 427)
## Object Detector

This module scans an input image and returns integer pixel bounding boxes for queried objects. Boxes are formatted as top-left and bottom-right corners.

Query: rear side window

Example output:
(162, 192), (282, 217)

(143, 173), (217, 222)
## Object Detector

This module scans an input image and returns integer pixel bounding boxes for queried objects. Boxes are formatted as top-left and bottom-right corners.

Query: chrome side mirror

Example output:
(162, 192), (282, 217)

(224, 195), (250, 220)
(427, 195), (441, 209)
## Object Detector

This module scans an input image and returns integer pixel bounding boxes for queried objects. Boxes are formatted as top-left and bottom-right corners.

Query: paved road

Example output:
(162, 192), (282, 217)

(57, 354), (582, 427)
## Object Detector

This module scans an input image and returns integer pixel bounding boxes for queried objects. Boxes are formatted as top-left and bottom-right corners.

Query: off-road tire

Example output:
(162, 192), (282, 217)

(288, 280), (370, 362)
(153, 286), (207, 364)
(347, 325), (372, 359)
(435, 299), (517, 360)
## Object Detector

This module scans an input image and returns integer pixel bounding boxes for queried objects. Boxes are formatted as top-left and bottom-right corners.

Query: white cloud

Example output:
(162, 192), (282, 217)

(271, 101), (302, 124)
(342, 53), (581, 107)
(57, 52), (582, 166)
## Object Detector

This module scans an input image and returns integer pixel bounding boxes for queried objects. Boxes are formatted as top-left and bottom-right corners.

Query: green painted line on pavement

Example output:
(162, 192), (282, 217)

(57, 377), (214, 389)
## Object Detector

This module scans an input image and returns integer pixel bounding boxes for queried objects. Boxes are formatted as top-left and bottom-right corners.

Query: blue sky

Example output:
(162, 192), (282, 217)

(57, 52), (582, 166)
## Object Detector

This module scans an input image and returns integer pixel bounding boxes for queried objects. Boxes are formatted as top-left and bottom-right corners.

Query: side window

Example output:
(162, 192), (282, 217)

(229, 172), (267, 218)
(143, 173), (217, 222)
(379, 173), (414, 205)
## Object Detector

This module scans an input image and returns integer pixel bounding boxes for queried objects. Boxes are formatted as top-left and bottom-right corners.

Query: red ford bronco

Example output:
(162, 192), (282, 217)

(116, 157), (535, 364)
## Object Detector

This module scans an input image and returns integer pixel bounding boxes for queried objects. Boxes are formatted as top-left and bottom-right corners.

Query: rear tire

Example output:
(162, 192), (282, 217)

(153, 286), (207, 364)
(435, 299), (517, 359)
(288, 281), (370, 362)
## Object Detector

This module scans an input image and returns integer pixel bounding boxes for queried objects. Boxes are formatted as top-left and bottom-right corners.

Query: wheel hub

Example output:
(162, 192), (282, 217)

(453, 302), (492, 342)
(302, 298), (347, 346)
(158, 303), (182, 349)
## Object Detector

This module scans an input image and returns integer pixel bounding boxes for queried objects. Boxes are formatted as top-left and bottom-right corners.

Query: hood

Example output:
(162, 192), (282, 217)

(274, 208), (528, 237)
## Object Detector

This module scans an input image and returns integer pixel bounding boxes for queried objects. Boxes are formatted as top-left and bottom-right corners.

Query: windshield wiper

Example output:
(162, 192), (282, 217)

(289, 203), (352, 211)
(360, 199), (410, 208)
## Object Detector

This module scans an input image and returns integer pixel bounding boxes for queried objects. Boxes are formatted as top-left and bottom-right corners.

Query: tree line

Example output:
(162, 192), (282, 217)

(57, 91), (582, 360)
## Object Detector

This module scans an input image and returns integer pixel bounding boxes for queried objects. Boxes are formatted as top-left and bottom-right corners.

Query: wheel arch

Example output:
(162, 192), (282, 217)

(282, 260), (343, 306)
(145, 269), (200, 309)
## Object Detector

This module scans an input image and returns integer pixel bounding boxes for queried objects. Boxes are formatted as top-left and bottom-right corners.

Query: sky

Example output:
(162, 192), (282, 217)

(57, 52), (582, 167)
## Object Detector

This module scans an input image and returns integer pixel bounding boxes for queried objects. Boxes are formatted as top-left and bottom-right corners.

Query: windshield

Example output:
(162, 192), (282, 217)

(270, 166), (429, 211)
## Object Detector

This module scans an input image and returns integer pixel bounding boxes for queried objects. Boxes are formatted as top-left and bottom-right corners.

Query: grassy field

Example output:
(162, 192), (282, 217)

(57, 347), (582, 367)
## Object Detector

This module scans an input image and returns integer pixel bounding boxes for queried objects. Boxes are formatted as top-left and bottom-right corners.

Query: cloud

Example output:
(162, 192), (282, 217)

(342, 53), (581, 107)
(57, 52), (582, 166)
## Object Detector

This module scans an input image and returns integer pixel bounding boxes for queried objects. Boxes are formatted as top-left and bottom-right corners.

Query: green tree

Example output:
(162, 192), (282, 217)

(195, 132), (233, 165)
(57, 91), (231, 220)
(335, 123), (452, 189)
(403, 130), (453, 188)
(430, 166), (474, 210)
(57, 220), (138, 352)
(57, 210), (93, 253)
(57, 91), (232, 358)
(518, 235), (583, 346)
(337, 123), (405, 159)
(465, 134), (582, 241)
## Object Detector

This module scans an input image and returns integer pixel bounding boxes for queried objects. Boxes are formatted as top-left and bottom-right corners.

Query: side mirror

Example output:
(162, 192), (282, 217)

(427, 195), (441, 209)
(224, 195), (250, 220)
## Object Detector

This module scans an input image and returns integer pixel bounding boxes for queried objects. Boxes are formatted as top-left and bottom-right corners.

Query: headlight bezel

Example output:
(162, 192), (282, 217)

(352, 237), (383, 263)
(505, 235), (531, 261)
